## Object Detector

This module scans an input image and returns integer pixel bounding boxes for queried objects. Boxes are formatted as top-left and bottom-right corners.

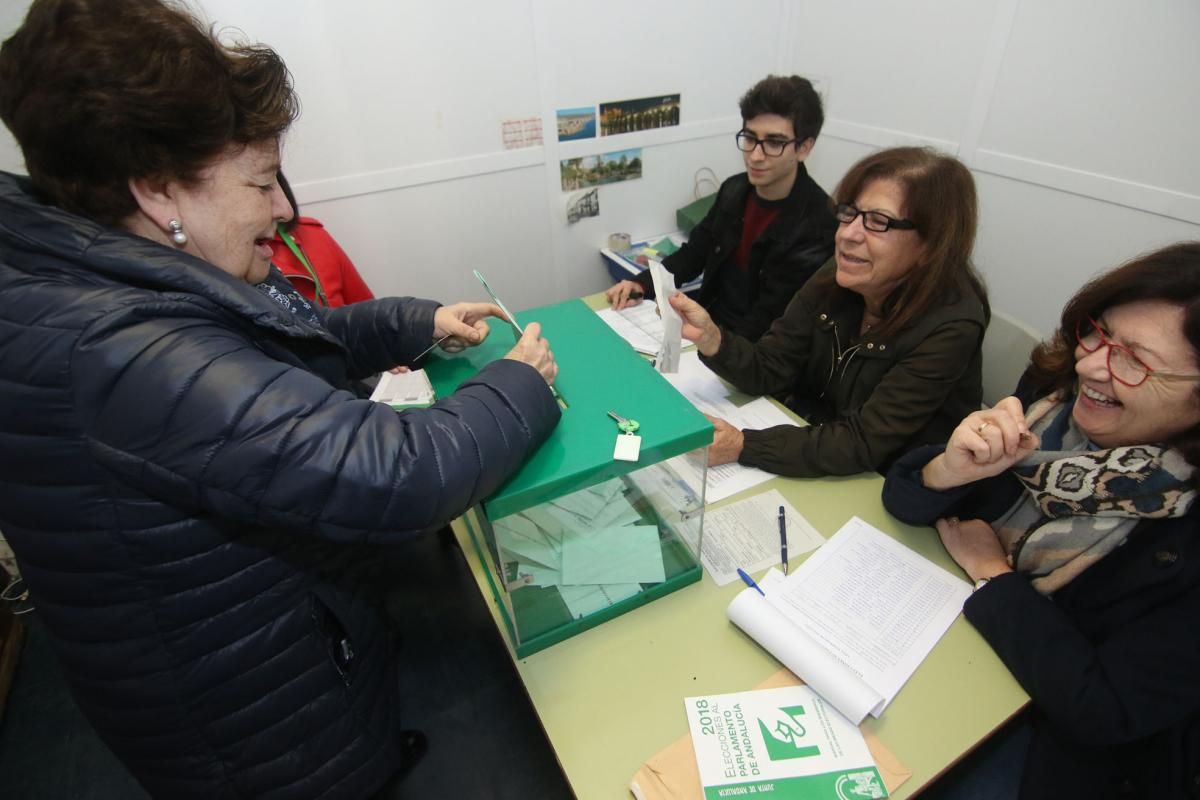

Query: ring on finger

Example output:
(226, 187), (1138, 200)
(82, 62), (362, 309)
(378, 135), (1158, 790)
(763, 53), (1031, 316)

(976, 421), (992, 436)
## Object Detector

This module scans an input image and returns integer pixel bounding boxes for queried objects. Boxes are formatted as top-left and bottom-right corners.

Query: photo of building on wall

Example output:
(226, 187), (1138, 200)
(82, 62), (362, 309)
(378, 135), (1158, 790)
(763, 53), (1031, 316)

(566, 188), (600, 224)
(600, 94), (680, 136)
(556, 107), (597, 142)
(560, 148), (643, 191)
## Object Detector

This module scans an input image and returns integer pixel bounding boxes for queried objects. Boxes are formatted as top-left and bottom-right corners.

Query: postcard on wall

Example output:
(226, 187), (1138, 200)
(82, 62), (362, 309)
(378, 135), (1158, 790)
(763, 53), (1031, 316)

(684, 684), (887, 799)
(566, 188), (599, 224)
(501, 116), (543, 150)
(600, 93), (680, 136)
(560, 147), (642, 192)
(556, 106), (597, 142)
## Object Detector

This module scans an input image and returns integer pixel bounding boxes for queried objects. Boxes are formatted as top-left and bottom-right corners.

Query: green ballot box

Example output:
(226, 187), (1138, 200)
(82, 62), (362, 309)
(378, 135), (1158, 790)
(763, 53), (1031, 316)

(425, 299), (712, 657)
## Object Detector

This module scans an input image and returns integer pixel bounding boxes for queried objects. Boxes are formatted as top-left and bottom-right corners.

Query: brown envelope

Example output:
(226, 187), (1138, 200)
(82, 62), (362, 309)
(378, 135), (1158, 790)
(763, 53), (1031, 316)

(629, 670), (912, 799)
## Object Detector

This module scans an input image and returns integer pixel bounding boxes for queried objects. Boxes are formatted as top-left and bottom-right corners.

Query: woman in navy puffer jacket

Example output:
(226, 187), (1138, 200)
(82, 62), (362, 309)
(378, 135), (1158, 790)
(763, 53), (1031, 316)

(0, 1), (560, 797)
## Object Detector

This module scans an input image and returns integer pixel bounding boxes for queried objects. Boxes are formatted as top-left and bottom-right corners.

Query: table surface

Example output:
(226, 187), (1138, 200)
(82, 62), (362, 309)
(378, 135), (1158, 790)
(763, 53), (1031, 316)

(448, 294), (1029, 799)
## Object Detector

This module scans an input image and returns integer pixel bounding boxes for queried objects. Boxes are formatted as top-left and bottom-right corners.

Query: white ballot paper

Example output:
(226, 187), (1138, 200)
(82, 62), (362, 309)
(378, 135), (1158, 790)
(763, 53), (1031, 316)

(727, 516), (972, 724)
(648, 259), (682, 374)
(700, 490), (824, 586)
(369, 369), (435, 408)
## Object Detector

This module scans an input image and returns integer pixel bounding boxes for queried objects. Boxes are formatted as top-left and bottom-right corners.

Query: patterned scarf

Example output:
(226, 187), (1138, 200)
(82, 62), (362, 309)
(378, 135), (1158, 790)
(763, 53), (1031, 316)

(990, 392), (1195, 594)
(255, 266), (324, 329)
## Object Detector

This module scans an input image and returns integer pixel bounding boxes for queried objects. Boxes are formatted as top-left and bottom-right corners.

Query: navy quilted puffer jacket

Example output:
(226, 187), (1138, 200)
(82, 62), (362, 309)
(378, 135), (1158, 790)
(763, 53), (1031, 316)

(0, 172), (560, 798)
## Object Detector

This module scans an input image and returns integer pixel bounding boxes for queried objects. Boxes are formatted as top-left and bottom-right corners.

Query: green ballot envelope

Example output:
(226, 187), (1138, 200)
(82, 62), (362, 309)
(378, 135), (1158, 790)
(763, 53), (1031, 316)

(426, 299), (713, 657)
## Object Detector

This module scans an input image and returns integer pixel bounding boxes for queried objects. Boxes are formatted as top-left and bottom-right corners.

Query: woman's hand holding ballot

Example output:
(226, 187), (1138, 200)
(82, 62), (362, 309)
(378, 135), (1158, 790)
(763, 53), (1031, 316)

(921, 396), (1040, 490)
(669, 291), (722, 356)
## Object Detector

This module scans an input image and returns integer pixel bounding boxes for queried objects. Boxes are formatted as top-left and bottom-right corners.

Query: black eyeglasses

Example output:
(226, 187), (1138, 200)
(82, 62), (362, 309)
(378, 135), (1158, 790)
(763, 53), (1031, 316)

(735, 131), (798, 157)
(834, 203), (916, 233)
(1076, 316), (1200, 387)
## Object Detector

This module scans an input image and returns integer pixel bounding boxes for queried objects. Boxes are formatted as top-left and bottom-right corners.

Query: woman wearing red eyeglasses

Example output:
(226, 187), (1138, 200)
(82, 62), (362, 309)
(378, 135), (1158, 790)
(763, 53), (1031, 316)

(882, 241), (1200, 800)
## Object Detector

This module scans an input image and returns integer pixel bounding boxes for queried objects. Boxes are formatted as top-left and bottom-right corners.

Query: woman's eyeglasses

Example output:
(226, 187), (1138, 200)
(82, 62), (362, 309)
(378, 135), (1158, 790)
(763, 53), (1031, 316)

(1076, 316), (1200, 387)
(834, 203), (916, 233)
(734, 131), (797, 157)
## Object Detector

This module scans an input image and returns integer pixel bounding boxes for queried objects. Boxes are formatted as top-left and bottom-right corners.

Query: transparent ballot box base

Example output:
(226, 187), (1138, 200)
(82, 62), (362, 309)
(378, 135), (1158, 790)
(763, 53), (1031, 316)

(463, 450), (707, 657)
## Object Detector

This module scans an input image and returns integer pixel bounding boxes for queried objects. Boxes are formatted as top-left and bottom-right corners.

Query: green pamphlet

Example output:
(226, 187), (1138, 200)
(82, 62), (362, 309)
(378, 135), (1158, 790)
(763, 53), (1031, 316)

(683, 685), (887, 799)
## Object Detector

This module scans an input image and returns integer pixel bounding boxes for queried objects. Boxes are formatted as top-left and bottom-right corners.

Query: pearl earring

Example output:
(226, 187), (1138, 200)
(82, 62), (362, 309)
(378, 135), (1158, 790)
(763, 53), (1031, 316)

(167, 219), (188, 246)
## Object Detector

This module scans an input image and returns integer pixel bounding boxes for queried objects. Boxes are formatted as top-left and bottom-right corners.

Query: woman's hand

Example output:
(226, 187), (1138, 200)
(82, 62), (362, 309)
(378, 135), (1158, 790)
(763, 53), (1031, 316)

(669, 292), (721, 356)
(606, 280), (644, 311)
(705, 414), (744, 466)
(432, 302), (503, 353)
(504, 322), (557, 385)
(935, 517), (1013, 583)
(921, 396), (1040, 490)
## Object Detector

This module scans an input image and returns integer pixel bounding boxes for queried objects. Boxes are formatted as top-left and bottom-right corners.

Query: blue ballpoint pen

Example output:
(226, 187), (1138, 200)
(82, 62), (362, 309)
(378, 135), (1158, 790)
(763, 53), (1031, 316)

(778, 505), (788, 576)
(737, 568), (765, 596)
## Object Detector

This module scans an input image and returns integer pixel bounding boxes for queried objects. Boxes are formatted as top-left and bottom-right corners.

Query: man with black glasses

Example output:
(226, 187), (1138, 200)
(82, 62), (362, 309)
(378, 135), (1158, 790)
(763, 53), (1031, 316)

(607, 75), (836, 341)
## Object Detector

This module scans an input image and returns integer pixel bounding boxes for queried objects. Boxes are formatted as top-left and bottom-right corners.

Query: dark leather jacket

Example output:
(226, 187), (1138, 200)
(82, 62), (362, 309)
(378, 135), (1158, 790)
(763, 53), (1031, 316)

(0, 172), (559, 799)
(634, 167), (836, 341)
(702, 259), (987, 476)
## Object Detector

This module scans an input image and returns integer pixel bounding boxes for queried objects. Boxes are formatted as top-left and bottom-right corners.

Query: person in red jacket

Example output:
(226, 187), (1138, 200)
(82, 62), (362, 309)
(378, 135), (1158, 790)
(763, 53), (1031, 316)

(271, 172), (376, 306)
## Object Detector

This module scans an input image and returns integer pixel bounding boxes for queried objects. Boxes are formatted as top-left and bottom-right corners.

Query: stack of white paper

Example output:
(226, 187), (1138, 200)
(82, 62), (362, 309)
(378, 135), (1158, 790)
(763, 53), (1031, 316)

(727, 517), (972, 724)
(369, 369), (435, 408)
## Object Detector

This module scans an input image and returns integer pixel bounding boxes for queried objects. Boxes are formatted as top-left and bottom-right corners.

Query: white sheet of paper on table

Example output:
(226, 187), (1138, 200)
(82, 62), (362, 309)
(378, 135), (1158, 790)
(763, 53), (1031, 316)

(560, 525), (665, 585)
(595, 301), (664, 355)
(665, 396), (802, 504)
(699, 489), (825, 585)
(727, 517), (972, 723)
(662, 351), (737, 414)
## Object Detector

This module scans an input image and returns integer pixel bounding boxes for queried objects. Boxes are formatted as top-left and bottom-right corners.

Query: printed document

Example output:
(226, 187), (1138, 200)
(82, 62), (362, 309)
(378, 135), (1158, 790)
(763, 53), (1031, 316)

(369, 369), (435, 408)
(596, 300), (664, 355)
(727, 517), (971, 724)
(684, 684), (887, 799)
(667, 395), (800, 504)
(699, 490), (824, 586)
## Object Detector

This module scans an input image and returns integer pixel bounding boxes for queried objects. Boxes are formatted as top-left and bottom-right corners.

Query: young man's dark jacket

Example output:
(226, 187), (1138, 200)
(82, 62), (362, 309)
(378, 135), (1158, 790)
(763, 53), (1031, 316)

(883, 380), (1200, 800)
(0, 172), (559, 799)
(632, 166), (836, 341)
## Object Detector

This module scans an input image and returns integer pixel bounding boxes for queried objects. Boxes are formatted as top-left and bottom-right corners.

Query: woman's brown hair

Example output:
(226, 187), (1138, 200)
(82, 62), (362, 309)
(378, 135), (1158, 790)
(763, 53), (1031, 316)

(816, 146), (988, 336)
(1027, 242), (1200, 401)
(0, 0), (298, 226)
(1026, 242), (1200, 470)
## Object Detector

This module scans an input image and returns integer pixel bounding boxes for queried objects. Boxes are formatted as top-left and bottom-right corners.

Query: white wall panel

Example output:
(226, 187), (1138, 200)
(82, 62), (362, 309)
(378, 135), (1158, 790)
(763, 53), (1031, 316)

(981, 0), (1200, 197)
(973, 172), (1200, 335)
(301, 166), (556, 310)
(791, 0), (1000, 145)
(197, 0), (543, 184)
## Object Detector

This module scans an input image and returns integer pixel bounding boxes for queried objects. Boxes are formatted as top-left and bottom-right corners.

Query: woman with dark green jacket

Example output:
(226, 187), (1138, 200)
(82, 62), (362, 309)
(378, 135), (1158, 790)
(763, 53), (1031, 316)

(672, 147), (989, 477)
